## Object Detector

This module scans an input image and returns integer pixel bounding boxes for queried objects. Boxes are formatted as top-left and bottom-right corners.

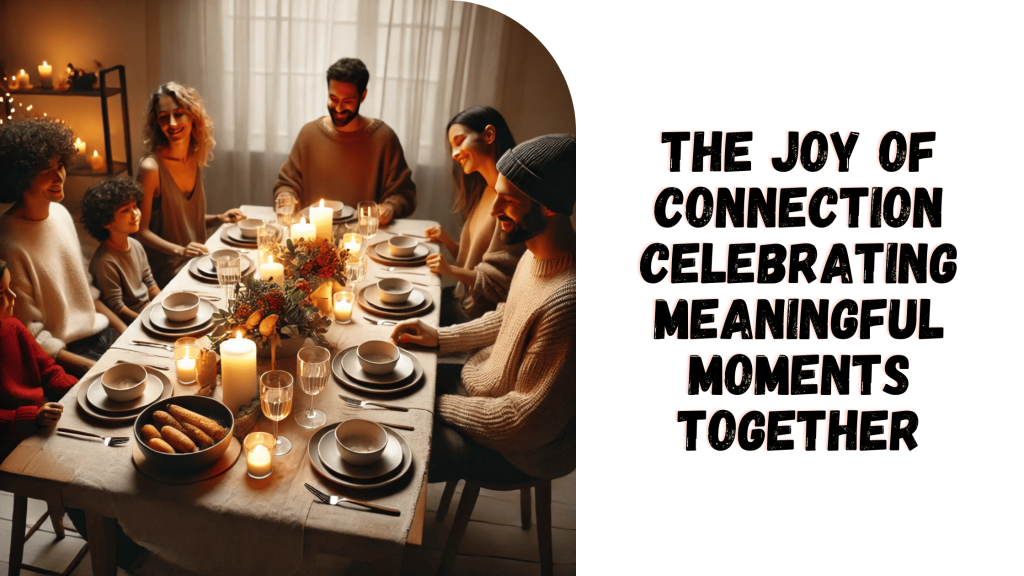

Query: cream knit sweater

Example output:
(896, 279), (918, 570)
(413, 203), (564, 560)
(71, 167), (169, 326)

(437, 251), (575, 479)
(0, 203), (107, 357)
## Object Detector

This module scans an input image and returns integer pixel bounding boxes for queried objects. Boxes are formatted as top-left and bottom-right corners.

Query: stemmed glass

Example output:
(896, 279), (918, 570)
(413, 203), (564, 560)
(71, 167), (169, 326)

(345, 257), (365, 292)
(275, 194), (298, 227)
(260, 370), (294, 455)
(358, 201), (379, 240)
(257, 223), (284, 265)
(214, 254), (241, 305)
(295, 346), (330, 428)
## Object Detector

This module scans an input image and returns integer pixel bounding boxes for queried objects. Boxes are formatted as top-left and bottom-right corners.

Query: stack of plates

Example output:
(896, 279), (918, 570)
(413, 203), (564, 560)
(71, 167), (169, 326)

(76, 369), (173, 423)
(331, 345), (424, 395)
(357, 284), (433, 319)
(366, 241), (437, 267)
(141, 299), (217, 339)
(220, 225), (258, 246)
(300, 204), (357, 223)
(188, 254), (253, 283)
(308, 423), (412, 489)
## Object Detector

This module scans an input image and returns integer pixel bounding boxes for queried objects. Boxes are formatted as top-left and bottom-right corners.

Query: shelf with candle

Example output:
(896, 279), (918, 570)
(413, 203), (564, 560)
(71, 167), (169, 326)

(38, 61), (52, 90)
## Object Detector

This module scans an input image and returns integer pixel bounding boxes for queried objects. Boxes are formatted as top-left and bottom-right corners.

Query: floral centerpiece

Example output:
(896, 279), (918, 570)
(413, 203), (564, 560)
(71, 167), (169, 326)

(210, 237), (350, 356)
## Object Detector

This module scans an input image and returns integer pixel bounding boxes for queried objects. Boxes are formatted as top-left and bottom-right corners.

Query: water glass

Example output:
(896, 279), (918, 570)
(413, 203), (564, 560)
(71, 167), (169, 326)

(275, 194), (298, 227)
(358, 201), (379, 239)
(214, 255), (241, 304)
(257, 223), (284, 265)
(295, 346), (331, 428)
(260, 370), (294, 456)
(345, 257), (365, 291)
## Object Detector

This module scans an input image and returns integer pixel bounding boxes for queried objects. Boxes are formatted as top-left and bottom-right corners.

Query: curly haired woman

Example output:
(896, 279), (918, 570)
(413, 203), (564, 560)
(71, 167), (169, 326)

(136, 83), (246, 287)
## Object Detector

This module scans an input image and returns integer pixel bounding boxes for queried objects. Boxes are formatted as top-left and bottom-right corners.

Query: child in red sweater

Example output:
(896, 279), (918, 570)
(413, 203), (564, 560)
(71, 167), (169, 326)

(0, 258), (75, 449)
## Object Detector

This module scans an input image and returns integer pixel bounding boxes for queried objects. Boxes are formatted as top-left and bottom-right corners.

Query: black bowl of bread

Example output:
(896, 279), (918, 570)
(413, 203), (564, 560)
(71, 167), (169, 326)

(134, 396), (234, 471)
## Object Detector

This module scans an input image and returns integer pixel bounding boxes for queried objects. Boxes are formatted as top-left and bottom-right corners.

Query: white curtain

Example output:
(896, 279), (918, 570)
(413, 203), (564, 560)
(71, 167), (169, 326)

(157, 0), (512, 233)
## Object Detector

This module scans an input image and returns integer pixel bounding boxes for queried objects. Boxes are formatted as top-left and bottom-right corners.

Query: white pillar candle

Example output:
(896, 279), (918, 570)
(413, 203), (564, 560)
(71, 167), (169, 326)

(342, 232), (363, 258)
(290, 216), (315, 243)
(38, 61), (52, 89)
(74, 138), (86, 156)
(259, 255), (284, 286)
(221, 332), (257, 413)
(89, 150), (105, 173)
(310, 199), (334, 241)
(16, 69), (29, 89)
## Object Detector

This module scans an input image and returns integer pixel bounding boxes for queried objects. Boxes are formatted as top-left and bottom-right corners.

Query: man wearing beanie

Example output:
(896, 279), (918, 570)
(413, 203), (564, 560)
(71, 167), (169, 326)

(392, 134), (575, 481)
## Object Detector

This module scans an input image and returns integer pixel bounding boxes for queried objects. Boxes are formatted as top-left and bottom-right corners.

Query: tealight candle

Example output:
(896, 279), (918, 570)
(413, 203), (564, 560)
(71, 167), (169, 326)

(174, 337), (200, 385)
(221, 331), (257, 413)
(259, 255), (284, 286)
(38, 61), (52, 89)
(342, 232), (363, 258)
(5, 76), (17, 90)
(332, 290), (354, 324)
(89, 150), (105, 173)
(310, 199), (334, 241)
(290, 216), (316, 243)
(244, 432), (276, 479)
(16, 69), (29, 89)
(74, 138), (86, 156)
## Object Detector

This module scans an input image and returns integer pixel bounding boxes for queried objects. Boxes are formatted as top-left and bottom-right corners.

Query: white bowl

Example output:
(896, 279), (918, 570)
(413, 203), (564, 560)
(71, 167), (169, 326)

(101, 363), (148, 402)
(321, 200), (345, 216)
(161, 292), (200, 322)
(210, 249), (240, 263)
(335, 419), (389, 466)
(388, 235), (418, 257)
(238, 218), (265, 238)
(376, 278), (413, 304)
(356, 341), (400, 375)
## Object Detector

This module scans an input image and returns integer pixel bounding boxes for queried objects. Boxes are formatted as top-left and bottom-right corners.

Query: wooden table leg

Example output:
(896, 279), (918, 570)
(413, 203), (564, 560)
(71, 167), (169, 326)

(9, 495), (26, 576)
(85, 511), (117, 576)
(44, 492), (66, 540)
(408, 480), (427, 546)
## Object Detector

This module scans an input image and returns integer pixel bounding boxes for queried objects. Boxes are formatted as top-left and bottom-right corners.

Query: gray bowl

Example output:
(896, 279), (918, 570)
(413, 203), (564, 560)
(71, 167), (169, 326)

(134, 396), (235, 471)
(388, 235), (418, 257)
(376, 278), (413, 304)
(335, 419), (388, 465)
(101, 363), (148, 402)
(161, 292), (200, 322)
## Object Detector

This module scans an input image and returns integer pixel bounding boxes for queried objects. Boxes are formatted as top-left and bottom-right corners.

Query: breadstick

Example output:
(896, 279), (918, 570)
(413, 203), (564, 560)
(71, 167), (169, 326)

(180, 422), (214, 448)
(148, 438), (175, 454)
(154, 410), (184, 432)
(161, 426), (196, 453)
(141, 424), (162, 442)
(167, 405), (227, 441)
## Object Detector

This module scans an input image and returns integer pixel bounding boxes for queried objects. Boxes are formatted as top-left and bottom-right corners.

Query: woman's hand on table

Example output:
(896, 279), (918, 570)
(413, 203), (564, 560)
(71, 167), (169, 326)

(36, 403), (63, 428)
(391, 319), (439, 348)
(179, 242), (209, 258)
(218, 209), (247, 223)
(426, 253), (452, 277)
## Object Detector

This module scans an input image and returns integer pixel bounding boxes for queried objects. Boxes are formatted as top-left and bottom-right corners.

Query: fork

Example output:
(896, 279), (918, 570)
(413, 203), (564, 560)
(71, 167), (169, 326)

(364, 316), (396, 326)
(381, 267), (426, 275)
(131, 341), (174, 352)
(304, 483), (400, 516)
(339, 395), (409, 412)
(57, 428), (130, 447)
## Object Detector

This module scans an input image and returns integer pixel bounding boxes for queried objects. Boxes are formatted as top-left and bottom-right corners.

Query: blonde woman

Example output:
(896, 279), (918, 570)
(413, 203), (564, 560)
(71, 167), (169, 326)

(137, 83), (245, 286)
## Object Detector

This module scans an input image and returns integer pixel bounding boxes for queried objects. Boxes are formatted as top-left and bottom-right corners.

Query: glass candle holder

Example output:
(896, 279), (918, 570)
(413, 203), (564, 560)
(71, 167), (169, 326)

(341, 232), (363, 259)
(174, 337), (200, 384)
(333, 289), (355, 324)
(243, 432), (276, 479)
(257, 223), (284, 265)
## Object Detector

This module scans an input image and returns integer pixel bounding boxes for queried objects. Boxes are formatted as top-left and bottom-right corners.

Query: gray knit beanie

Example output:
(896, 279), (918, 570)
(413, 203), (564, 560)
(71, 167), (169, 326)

(496, 134), (575, 215)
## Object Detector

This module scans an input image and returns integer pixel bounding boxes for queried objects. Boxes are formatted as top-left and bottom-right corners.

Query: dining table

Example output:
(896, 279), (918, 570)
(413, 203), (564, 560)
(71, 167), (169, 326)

(0, 205), (443, 575)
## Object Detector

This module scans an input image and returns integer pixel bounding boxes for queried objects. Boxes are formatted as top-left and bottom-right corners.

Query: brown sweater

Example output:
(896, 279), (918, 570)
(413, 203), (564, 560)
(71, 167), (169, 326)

(437, 252), (575, 479)
(272, 117), (416, 218)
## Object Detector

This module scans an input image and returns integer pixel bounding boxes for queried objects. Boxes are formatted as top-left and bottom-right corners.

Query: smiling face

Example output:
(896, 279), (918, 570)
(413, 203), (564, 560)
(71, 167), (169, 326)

(24, 157), (67, 204)
(448, 123), (495, 175)
(0, 269), (15, 320)
(492, 174), (548, 245)
(156, 95), (194, 145)
(328, 80), (366, 130)
(104, 200), (142, 237)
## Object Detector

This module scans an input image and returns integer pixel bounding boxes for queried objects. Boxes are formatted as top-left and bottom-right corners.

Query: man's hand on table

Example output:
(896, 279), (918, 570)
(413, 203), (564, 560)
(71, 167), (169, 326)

(36, 402), (63, 428)
(219, 209), (247, 223)
(391, 319), (439, 348)
(379, 204), (395, 226)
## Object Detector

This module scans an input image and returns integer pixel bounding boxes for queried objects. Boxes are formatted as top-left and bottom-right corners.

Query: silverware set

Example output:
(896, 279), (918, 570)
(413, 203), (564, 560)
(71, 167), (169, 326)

(304, 483), (400, 516)
(363, 316), (396, 326)
(57, 428), (129, 447)
(181, 291), (222, 301)
(131, 341), (174, 352)
(381, 267), (426, 275)
(339, 395), (409, 412)
(116, 359), (169, 372)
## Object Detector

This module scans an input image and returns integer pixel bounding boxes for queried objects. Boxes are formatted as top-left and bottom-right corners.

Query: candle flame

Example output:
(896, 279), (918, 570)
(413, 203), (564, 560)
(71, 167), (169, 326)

(93, 150), (99, 157)
(42, 61), (48, 66)
(300, 216), (307, 224)
(320, 199), (325, 208)
(236, 330), (242, 339)
(267, 254), (273, 264)
(19, 70), (25, 75)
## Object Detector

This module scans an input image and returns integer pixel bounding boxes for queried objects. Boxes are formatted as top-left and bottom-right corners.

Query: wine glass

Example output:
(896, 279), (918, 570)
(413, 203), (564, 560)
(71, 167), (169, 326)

(260, 370), (294, 455)
(345, 257), (364, 291)
(214, 254), (241, 304)
(295, 346), (330, 428)
(275, 194), (298, 227)
(358, 201), (379, 239)
(257, 223), (284, 265)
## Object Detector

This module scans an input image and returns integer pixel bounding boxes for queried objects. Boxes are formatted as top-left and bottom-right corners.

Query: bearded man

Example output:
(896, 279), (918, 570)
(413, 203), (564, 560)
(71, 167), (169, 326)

(272, 57), (415, 224)
(392, 134), (576, 481)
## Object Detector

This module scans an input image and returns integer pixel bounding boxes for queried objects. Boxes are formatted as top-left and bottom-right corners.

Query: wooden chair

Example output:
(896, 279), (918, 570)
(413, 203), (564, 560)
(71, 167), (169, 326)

(8, 494), (88, 576)
(434, 478), (554, 576)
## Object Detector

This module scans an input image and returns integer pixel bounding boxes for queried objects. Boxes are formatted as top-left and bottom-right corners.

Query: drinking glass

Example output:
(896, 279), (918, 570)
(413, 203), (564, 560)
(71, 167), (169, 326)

(295, 346), (330, 428)
(260, 370), (294, 455)
(275, 194), (298, 227)
(345, 257), (365, 291)
(257, 223), (284, 265)
(358, 201), (379, 239)
(214, 255), (241, 304)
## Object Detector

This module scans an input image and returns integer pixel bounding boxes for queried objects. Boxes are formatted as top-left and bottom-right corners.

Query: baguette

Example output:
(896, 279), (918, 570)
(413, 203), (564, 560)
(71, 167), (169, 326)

(180, 422), (214, 448)
(141, 424), (162, 442)
(153, 410), (184, 432)
(161, 426), (196, 453)
(167, 405), (227, 441)
(148, 438), (175, 454)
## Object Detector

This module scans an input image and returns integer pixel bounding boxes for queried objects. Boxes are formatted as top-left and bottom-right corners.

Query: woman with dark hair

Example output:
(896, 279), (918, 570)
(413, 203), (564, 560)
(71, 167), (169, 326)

(426, 106), (525, 325)
(0, 119), (125, 377)
(137, 82), (245, 287)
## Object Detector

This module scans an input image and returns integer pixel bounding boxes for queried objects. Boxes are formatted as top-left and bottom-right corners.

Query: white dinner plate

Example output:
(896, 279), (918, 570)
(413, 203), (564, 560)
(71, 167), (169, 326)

(76, 370), (174, 423)
(331, 346), (424, 395)
(317, 429), (403, 480)
(363, 285), (426, 311)
(86, 372), (164, 413)
(308, 423), (412, 489)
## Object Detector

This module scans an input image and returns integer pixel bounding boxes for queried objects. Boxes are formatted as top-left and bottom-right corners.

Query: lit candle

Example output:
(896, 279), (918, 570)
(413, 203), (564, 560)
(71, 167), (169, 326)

(5, 76), (17, 90)
(310, 199), (334, 241)
(290, 216), (316, 243)
(221, 331), (257, 413)
(244, 432), (275, 478)
(89, 150), (105, 173)
(259, 255), (284, 286)
(74, 138), (86, 156)
(333, 290), (354, 323)
(176, 356), (197, 383)
(342, 232), (363, 258)
(38, 61), (52, 89)
(16, 70), (29, 89)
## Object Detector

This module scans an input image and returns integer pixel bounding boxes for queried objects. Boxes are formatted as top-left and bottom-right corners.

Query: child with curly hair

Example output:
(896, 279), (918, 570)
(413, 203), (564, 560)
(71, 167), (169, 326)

(82, 178), (161, 324)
